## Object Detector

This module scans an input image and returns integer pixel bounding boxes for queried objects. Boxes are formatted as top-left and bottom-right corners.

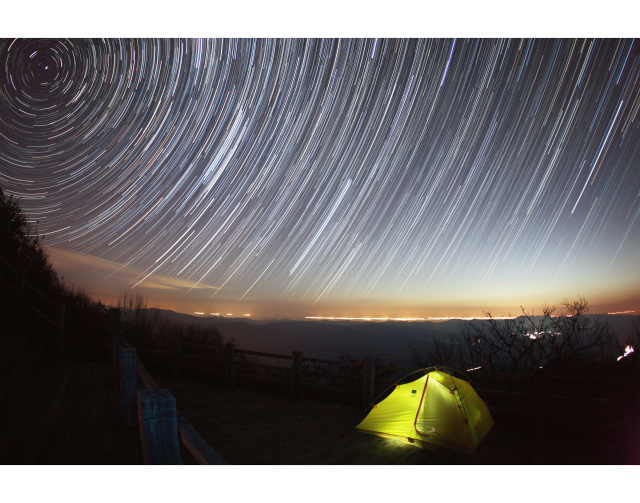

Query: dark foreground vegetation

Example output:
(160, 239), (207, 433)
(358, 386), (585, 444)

(0, 187), (226, 363)
(409, 299), (639, 377)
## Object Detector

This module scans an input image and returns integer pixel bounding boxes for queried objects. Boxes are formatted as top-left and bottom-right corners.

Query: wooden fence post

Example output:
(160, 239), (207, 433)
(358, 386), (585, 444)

(137, 388), (181, 464)
(16, 266), (25, 331)
(113, 331), (124, 370)
(225, 343), (236, 389)
(362, 358), (375, 410)
(534, 368), (548, 459)
(172, 337), (181, 379)
(292, 351), (303, 401)
(120, 346), (137, 428)
(56, 300), (65, 362)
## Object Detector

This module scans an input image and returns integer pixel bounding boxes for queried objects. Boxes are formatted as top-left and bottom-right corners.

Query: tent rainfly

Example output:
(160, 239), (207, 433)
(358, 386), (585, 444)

(356, 368), (494, 452)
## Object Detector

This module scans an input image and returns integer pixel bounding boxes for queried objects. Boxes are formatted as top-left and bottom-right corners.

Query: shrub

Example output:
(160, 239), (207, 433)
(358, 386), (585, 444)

(409, 297), (628, 376)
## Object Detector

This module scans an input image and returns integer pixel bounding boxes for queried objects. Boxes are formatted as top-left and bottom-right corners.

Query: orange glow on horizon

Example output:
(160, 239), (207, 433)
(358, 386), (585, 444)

(306, 316), (425, 321)
(427, 315), (517, 320)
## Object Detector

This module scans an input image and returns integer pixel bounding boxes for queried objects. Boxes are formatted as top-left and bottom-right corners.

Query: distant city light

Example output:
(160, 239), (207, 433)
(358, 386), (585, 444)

(226, 313), (233, 316)
(194, 312), (204, 315)
(617, 346), (634, 361)
(243, 314), (250, 317)
(525, 331), (560, 339)
(427, 316), (517, 320)
(210, 313), (219, 316)
(467, 366), (482, 371)
(306, 316), (424, 321)
(608, 310), (640, 315)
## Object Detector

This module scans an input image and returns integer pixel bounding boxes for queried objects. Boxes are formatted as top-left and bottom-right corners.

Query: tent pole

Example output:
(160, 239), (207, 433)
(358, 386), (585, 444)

(454, 383), (480, 464)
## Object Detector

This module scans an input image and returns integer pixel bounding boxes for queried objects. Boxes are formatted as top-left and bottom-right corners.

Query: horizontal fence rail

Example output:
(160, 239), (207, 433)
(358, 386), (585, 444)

(132, 335), (640, 410)
(134, 337), (396, 408)
(236, 349), (292, 360)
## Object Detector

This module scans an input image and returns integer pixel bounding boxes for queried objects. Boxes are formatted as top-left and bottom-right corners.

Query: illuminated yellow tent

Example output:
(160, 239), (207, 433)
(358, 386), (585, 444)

(356, 369), (494, 452)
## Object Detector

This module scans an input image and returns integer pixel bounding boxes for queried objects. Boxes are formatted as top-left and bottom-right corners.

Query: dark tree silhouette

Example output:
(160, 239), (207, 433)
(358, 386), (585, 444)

(409, 297), (626, 376)
(0, 187), (60, 296)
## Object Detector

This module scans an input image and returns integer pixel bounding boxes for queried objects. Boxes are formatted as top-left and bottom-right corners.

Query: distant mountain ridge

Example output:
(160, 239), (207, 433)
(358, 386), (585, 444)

(140, 308), (638, 367)
(145, 308), (449, 365)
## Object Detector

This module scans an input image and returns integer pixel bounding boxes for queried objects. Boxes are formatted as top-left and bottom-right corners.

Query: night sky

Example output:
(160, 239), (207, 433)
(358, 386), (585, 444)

(1, 38), (639, 319)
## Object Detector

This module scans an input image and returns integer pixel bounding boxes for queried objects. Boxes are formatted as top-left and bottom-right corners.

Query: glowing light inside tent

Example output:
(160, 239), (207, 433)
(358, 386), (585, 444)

(617, 346), (634, 361)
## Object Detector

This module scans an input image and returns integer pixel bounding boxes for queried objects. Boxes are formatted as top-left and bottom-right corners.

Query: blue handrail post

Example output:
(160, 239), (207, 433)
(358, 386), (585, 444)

(137, 389), (181, 464)
(292, 351), (303, 401)
(225, 343), (235, 389)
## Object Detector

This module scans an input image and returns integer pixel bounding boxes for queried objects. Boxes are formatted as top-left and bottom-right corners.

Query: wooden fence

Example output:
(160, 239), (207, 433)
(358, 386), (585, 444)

(113, 329), (227, 464)
(131, 333), (640, 453)
(0, 255), (65, 360)
(131, 335), (415, 409)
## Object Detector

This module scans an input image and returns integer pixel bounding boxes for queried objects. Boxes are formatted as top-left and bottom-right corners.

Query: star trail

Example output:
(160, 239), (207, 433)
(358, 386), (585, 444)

(1, 38), (639, 319)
